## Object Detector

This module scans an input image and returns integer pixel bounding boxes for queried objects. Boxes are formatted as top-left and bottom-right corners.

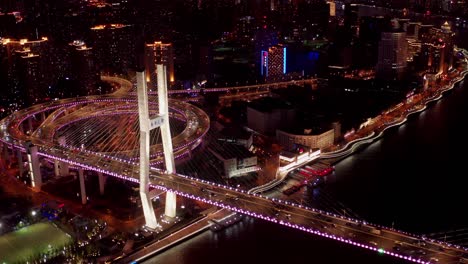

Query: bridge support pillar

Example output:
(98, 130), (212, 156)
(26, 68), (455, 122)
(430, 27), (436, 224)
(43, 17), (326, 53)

(157, 64), (177, 219)
(26, 143), (42, 191)
(98, 172), (106, 195)
(16, 148), (24, 177)
(58, 137), (69, 176)
(78, 168), (87, 205)
(59, 161), (69, 177)
(137, 71), (159, 229)
(165, 191), (177, 218)
(2, 143), (10, 165)
(28, 117), (33, 134)
(54, 160), (60, 177)
(41, 112), (46, 121)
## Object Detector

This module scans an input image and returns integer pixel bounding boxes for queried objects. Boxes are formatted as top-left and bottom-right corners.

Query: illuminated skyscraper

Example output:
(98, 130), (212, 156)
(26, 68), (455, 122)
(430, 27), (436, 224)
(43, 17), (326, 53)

(235, 16), (255, 43)
(69, 40), (99, 96)
(261, 44), (287, 81)
(0, 37), (50, 107)
(16, 51), (43, 106)
(420, 22), (455, 77)
(90, 24), (135, 74)
(144, 41), (174, 89)
(376, 25), (408, 81)
(438, 21), (455, 73)
(327, 0), (336, 17)
(344, 3), (359, 38)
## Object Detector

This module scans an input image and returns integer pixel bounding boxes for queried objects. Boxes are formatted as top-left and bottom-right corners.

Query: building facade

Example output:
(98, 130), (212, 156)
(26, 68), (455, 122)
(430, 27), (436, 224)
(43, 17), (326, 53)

(261, 44), (287, 81)
(144, 41), (174, 90)
(376, 31), (408, 80)
(247, 97), (295, 135)
(276, 128), (335, 151)
(0, 37), (50, 108)
(69, 40), (99, 96)
(209, 144), (258, 178)
(90, 24), (135, 75)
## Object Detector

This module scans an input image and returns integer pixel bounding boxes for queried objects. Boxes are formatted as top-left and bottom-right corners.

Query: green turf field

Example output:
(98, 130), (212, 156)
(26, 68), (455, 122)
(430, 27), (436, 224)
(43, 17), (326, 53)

(0, 222), (73, 263)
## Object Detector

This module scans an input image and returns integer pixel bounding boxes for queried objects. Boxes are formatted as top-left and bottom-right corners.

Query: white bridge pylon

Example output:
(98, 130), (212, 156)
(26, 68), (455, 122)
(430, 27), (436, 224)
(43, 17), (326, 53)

(137, 65), (177, 229)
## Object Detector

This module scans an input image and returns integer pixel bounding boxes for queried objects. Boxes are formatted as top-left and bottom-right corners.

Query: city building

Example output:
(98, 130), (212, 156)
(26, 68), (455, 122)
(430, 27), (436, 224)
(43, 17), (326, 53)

(327, 0), (336, 17)
(208, 143), (258, 178)
(438, 21), (455, 74)
(415, 24), (434, 40)
(144, 41), (174, 90)
(261, 44), (287, 81)
(68, 40), (99, 96)
(290, 0), (330, 41)
(247, 97), (295, 136)
(276, 127), (335, 151)
(254, 23), (278, 69)
(357, 16), (391, 67)
(286, 44), (325, 77)
(217, 126), (253, 149)
(0, 13), (19, 38)
(423, 36), (445, 76)
(90, 24), (135, 75)
(376, 21), (408, 81)
(403, 22), (421, 40)
(344, 3), (359, 38)
(0, 37), (50, 108)
(16, 51), (43, 106)
(235, 16), (255, 43)
(419, 22), (455, 87)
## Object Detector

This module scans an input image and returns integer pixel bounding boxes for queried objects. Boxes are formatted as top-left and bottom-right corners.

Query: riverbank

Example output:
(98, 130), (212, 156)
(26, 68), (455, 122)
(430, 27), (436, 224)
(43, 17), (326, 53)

(320, 49), (468, 164)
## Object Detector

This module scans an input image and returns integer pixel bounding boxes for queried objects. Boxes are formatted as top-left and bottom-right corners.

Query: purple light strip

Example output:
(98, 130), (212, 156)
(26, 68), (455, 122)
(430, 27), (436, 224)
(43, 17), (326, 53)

(10, 147), (467, 256)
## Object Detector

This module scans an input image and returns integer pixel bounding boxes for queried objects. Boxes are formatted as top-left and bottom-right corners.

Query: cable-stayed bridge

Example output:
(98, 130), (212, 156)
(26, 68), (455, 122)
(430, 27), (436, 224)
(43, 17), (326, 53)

(0, 72), (467, 264)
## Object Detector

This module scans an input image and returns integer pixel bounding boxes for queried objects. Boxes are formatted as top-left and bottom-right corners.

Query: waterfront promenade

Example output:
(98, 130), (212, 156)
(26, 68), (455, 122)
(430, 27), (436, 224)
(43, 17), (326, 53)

(322, 51), (468, 161)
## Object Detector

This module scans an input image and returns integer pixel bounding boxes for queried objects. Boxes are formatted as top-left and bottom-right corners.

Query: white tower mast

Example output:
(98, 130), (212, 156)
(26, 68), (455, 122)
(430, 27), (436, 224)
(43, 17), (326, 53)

(137, 64), (177, 229)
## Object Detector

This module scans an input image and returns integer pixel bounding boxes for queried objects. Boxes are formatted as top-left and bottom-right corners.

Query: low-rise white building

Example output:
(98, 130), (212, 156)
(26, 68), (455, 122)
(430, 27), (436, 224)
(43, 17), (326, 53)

(276, 128), (334, 151)
(209, 143), (258, 178)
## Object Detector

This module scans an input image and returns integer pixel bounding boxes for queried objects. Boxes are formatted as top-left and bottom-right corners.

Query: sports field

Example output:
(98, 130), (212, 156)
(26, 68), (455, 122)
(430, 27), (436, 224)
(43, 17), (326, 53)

(0, 222), (72, 263)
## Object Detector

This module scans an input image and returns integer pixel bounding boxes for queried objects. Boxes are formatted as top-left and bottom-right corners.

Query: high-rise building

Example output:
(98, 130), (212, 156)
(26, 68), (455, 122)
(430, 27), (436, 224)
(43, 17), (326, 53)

(261, 44), (287, 81)
(438, 21), (455, 73)
(290, 0), (330, 41)
(235, 16), (255, 43)
(376, 26), (408, 81)
(327, 0), (336, 17)
(420, 22), (455, 76)
(0, 37), (50, 107)
(90, 24), (135, 75)
(69, 40), (99, 96)
(344, 3), (359, 38)
(0, 0), (25, 13)
(144, 41), (174, 90)
(357, 16), (391, 67)
(247, 97), (295, 136)
(0, 13), (18, 38)
(16, 51), (44, 106)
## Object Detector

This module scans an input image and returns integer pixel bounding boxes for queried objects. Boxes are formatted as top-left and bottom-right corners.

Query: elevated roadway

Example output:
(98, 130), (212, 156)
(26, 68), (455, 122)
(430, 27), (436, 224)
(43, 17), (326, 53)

(1, 77), (467, 263)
